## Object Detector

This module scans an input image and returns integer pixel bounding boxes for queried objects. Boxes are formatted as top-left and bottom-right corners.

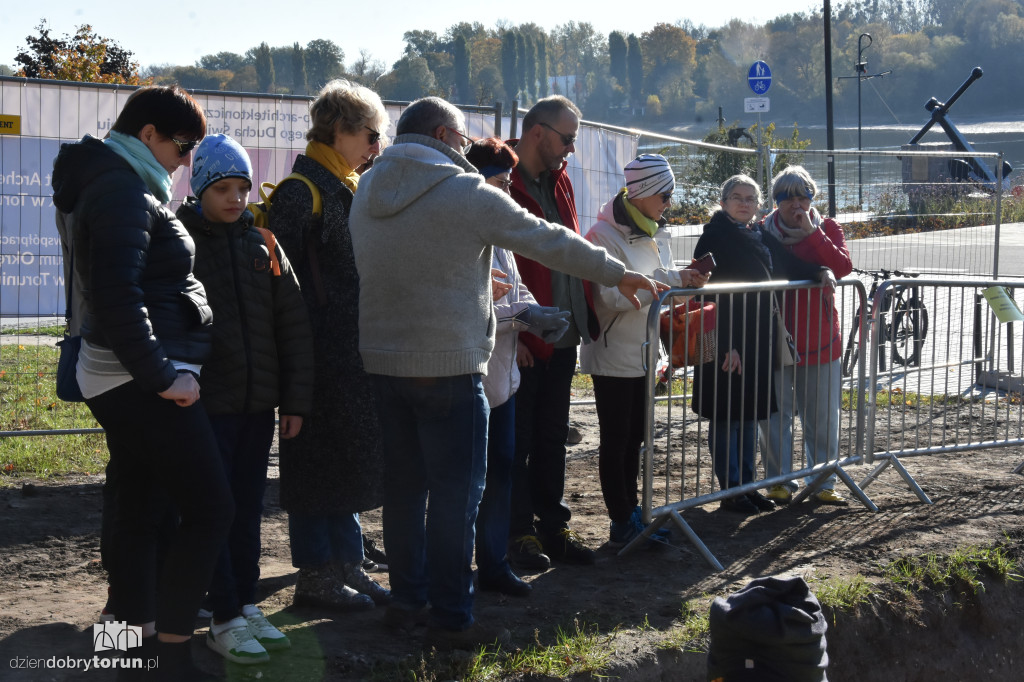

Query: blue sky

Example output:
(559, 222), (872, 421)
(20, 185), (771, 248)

(2, 2), (818, 72)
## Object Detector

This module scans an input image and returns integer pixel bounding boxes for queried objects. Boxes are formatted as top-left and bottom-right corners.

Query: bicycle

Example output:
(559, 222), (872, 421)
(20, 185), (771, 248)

(841, 267), (929, 377)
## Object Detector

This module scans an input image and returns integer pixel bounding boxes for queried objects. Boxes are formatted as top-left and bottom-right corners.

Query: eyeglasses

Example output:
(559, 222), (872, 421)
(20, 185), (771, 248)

(493, 177), (513, 190)
(540, 121), (576, 147)
(365, 126), (381, 145)
(726, 194), (759, 205)
(660, 192), (673, 203)
(169, 136), (198, 157)
(448, 127), (475, 153)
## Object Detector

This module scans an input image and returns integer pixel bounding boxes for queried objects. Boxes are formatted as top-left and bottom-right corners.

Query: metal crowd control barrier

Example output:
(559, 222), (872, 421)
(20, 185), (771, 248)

(859, 277), (1024, 497)
(626, 278), (868, 569)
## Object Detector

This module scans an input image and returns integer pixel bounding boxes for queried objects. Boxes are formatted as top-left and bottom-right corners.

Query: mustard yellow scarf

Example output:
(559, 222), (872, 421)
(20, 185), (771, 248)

(305, 141), (359, 193)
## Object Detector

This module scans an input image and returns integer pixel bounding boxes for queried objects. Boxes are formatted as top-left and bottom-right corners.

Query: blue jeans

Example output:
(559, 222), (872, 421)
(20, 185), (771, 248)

(207, 410), (276, 621)
(759, 360), (841, 490)
(288, 512), (364, 568)
(371, 374), (488, 631)
(709, 419), (758, 490)
(476, 397), (515, 581)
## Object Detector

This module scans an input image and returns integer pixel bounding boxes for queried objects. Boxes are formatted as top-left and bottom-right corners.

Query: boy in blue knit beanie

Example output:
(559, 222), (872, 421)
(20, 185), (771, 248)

(177, 134), (314, 666)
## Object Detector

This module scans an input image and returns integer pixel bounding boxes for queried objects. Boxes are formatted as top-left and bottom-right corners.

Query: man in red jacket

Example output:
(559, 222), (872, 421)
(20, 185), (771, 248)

(507, 96), (597, 568)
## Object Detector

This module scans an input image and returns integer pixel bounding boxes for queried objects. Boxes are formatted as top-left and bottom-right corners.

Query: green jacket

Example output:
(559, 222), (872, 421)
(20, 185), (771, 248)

(177, 199), (314, 417)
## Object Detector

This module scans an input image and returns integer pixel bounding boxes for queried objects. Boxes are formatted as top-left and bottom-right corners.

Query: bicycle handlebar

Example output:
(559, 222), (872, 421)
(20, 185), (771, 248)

(851, 266), (921, 279)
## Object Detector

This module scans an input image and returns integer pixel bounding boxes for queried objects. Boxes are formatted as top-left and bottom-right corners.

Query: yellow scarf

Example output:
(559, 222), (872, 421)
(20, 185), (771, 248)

(305, 141), (359, 193)
(622, 188), (659, 237)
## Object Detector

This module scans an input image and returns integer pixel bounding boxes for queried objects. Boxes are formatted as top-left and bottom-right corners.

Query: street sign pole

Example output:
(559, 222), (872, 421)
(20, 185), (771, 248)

(748, 61), (772, 196)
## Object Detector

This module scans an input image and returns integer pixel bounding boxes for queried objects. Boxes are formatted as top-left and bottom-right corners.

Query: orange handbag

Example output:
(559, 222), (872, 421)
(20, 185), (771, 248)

(659, 298), (717, 367)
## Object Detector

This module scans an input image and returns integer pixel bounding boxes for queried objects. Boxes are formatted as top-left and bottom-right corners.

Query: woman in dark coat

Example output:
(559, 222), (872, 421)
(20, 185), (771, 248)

(269, 79), (391, 610)
(691, 174), (832, 514)
(52, 85), (230, 680)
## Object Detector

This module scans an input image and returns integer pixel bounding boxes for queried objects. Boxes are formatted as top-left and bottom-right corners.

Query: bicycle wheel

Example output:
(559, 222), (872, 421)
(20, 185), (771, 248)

(891, 292), (929, 367)
(841, 306), (862, 377)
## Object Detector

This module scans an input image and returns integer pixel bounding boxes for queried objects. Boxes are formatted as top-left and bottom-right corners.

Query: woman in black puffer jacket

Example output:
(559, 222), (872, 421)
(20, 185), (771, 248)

(51, 85), (231, 681)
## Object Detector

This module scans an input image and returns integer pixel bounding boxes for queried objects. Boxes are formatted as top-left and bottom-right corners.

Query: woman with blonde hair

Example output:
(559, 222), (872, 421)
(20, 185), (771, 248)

(271, 79), (391, 610)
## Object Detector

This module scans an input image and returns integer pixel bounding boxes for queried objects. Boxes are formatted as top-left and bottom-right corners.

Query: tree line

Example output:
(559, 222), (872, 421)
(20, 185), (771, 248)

(10, 1), (1024, 127)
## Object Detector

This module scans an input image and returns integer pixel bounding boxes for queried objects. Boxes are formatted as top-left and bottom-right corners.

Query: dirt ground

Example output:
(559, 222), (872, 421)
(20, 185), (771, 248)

(2, 399), (1024, 682)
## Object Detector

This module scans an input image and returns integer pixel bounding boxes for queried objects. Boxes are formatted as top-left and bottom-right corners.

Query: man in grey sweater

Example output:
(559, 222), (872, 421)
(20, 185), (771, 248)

(348, 97), (662, 648)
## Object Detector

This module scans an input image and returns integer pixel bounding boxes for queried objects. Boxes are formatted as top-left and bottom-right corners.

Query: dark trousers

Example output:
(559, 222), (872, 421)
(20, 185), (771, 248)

(475, 397), (515, 580)
(510, 346), (576, 538)
(592, 375), (645, 524)
(87, 380), (233, 636)
(207, 410), (275, 621)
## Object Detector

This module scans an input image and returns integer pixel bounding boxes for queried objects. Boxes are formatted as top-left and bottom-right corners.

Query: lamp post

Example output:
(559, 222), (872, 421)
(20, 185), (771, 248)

(856, 33), (871, 206)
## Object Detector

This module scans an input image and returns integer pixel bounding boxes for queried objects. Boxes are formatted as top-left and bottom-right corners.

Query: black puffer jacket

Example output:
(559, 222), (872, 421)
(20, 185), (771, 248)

(691, 211), (824, 422)
(177, 199), (314, 417)
(270, 154), (383, 514)
(51, 136), (211, 394)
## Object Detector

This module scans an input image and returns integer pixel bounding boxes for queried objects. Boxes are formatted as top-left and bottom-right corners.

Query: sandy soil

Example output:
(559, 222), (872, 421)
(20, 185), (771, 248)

(1, 400), (1024, 681)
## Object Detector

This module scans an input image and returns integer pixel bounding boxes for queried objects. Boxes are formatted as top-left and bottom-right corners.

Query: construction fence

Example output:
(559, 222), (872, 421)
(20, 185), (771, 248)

(631, 276), (1024, 569)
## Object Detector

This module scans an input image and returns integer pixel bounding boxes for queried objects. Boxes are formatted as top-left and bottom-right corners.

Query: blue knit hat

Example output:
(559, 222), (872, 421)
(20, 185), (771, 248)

(190, 134), (252, 199)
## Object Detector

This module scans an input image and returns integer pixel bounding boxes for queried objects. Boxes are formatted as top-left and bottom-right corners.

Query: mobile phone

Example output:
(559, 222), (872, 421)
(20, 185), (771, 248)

(690, 252), (716, 276)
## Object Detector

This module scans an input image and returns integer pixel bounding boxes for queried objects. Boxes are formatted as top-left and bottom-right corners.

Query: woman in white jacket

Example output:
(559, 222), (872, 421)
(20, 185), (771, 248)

(580, 154), (706, 548)
(466, 139), (570, 594)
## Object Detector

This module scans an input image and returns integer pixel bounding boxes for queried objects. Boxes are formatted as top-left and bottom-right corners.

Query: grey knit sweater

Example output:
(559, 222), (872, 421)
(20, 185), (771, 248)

(349, 134), (626, 378)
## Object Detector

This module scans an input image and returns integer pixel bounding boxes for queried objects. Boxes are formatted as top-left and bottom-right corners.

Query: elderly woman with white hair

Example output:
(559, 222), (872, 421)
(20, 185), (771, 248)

(580, 154), (708, 548)
(759, 165), (852, 506)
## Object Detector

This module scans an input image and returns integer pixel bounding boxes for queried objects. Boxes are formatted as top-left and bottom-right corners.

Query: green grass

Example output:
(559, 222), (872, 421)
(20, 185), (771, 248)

(882, 543), (1022, 598)
(369, 620), (616, 681)
(811, 574), (875, 612)
(0, 342), (106, 481)
(655, 600), (710, 653)
(5, 325), (64, 336)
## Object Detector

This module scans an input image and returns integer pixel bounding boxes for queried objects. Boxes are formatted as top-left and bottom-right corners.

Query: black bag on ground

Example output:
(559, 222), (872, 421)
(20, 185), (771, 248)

(707, 575), (828, 682)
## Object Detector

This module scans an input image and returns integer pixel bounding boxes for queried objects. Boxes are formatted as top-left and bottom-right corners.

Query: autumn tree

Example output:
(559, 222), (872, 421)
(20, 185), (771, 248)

(14, 21), (147, 85)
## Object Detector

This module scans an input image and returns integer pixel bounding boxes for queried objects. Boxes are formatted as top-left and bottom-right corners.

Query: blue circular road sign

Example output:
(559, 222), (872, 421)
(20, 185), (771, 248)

(748, 61), (772, 94)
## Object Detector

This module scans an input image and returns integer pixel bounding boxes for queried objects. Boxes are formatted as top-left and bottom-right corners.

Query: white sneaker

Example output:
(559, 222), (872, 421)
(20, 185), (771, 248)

(242, 605), (291, 651)
(206, 616), (270, 664)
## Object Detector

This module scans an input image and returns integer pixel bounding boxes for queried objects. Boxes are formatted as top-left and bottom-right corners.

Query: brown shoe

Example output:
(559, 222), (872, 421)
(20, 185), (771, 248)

(294, 565), (374, 611)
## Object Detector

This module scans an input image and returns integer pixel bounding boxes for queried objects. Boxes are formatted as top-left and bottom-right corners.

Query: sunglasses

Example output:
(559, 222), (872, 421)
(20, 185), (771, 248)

(169, 136), (199, 157)
(660, 192), (673, 203)
(365, 126), (381, 145)
(540, 121), (576, 147)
